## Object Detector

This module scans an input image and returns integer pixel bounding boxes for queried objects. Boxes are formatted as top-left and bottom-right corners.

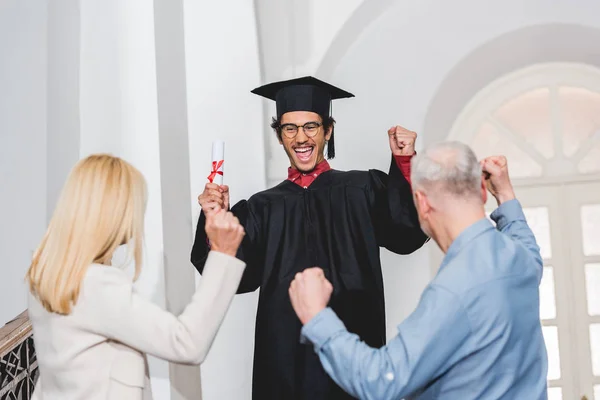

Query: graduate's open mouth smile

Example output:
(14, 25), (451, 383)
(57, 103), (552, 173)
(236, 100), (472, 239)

(294, 146), (314, 162)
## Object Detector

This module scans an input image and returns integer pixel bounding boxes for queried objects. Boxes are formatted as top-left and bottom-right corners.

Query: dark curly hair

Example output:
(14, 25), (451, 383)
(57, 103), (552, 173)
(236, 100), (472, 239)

(270, 114), (337, 159)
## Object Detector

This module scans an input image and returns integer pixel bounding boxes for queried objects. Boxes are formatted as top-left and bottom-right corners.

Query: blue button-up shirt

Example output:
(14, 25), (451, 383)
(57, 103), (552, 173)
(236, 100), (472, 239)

(301, 199), (548, 399)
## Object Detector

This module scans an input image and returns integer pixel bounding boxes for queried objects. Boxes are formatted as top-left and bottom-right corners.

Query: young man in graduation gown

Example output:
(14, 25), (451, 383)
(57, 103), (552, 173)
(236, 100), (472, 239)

(190, 76), (428, 399)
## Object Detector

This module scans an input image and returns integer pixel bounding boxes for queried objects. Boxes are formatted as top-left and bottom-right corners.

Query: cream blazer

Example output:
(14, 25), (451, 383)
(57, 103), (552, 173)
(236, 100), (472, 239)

(28, 251), (245, 400)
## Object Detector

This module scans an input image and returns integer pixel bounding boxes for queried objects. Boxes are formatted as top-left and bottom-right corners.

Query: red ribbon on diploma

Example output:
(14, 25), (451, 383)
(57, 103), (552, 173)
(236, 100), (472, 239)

(207, 160), (224, 183)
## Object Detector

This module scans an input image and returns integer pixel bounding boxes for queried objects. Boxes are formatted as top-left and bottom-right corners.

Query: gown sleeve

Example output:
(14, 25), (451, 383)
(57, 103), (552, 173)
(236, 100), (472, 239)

(368, 156), (429, 254)
(393, 155), (412, 186)
(190, 199), (263, 294)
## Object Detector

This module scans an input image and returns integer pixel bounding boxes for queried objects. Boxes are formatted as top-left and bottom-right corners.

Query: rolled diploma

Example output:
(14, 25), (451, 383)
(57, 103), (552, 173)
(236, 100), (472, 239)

(211, 141), (224, 185)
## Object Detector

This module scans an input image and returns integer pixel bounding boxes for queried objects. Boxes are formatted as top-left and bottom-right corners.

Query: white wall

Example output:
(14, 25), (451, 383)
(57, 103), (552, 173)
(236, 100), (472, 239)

(183, 1), (265, 399)
(329, 0), (600, 147)
(46, 0), (80, 221)
(0, 0), (47, 325)
(253, 0), (363, 82)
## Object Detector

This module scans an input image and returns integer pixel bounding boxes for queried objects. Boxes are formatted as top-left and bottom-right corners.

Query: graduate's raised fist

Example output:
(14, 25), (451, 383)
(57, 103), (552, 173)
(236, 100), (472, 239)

(198, 183), (230, 213)
(388, 125), (417, 156)
(481, 155), (515, 206)
(205, 208), (245, 256)
(289, 267), (333, 325)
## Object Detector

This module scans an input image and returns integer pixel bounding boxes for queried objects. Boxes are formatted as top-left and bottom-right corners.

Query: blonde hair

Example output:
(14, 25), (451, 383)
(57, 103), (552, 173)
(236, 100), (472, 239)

(27, 154), (147, 315)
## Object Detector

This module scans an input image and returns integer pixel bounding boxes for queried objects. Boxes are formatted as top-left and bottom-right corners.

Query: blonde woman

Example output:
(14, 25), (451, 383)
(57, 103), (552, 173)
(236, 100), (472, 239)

(27, 154), (246, 399)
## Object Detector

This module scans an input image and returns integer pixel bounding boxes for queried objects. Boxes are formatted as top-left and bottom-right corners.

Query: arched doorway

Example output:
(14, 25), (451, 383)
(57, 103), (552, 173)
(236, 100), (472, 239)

(449, 62), (600, 400)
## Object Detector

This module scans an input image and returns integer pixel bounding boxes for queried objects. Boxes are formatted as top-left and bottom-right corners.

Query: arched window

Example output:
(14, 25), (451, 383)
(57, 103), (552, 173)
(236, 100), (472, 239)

(449, 62), (600, 181)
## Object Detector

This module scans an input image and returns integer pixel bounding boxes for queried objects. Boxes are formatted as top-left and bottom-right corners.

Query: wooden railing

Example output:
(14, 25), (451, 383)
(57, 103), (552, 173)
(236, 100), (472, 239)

(0, 311), (38, 399)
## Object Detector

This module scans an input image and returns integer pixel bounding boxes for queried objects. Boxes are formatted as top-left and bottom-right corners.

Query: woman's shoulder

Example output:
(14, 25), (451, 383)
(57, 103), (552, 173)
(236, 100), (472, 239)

(81, 264), (134, 298)
(85, 264), (132, 281)
(28, 265), (132, 313)
(70, 265), (138, 323)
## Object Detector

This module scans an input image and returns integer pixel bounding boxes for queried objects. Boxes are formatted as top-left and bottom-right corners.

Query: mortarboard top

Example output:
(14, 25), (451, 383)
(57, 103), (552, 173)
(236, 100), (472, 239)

(251, 76), (354, 119)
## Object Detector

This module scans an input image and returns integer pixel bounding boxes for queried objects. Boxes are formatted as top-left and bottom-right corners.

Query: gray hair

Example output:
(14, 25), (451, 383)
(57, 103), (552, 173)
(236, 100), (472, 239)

(410, 141), (482, 198)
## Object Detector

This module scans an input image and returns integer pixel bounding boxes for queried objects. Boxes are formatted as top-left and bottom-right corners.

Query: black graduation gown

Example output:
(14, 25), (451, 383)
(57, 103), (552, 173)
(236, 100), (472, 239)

(191, 157), (428, 399)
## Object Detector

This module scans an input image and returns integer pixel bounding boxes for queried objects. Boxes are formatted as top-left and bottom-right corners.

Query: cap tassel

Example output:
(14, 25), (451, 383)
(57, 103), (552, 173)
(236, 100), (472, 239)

(326, 99), (335, 159)
(327, 130), (335, 159)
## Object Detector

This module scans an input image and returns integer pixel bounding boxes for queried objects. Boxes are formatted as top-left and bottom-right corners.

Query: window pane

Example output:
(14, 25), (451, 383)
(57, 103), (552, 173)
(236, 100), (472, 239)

(471, 122), (543, 178)
(590, 324), (600, 376)
(547, 387), (562, 400)
(540, 266), (557, 320)
(543, 326), (561, 380)
(586, 264), (600, 316)
(582, 205), (600, 256)
(494, 88), (554, 159)
(579, 139), (600, 174)
(559, 86), (600, 157)
(522, 207), (552, 259)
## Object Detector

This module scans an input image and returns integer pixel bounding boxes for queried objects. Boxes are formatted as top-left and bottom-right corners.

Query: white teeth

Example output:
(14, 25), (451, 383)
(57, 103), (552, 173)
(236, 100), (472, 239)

(295, 147), (312, 153)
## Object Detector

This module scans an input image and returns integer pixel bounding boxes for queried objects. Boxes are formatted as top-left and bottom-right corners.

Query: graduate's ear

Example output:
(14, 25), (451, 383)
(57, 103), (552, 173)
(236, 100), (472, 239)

(324, 125), (333, 141)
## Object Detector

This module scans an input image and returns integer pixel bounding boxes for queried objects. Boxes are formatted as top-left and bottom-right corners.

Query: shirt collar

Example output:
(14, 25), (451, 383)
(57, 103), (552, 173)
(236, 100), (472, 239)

(287, 160), (331, 182)
(439, 218), (494, 271)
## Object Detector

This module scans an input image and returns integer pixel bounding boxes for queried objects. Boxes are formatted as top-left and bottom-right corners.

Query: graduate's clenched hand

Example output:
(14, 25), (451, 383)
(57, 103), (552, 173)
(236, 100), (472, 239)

(388, 125), (417, 156)
(481, 155), (515, 206)
(198, 183), (230, 213)
(204, 208), (245, 257)
(289, 268), (333, 325)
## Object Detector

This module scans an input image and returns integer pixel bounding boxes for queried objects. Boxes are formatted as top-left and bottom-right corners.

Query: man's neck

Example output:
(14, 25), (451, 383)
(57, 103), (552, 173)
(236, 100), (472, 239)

(434, 208), (486, 253)
(287, 159), (331, 186)
(290, 158), (327, 172)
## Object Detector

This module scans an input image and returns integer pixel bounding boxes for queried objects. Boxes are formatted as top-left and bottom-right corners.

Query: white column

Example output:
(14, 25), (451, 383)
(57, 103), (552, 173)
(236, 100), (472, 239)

(152, 0), (202, 398)
(79, 1), (170, 398)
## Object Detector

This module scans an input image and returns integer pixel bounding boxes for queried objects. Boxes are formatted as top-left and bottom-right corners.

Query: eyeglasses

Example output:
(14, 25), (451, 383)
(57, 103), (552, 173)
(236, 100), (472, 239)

(280, 121), (322, 139)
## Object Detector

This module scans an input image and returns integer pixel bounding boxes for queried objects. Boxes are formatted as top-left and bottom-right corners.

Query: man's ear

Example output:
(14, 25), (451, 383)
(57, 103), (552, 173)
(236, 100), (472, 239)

(480, 175), (488, 204)
(414, 190), (431, 214)
(325, 125), (333, 141)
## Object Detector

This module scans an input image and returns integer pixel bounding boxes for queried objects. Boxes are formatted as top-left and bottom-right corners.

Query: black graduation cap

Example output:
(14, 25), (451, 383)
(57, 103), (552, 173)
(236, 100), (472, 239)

(251, 76), (354, 119)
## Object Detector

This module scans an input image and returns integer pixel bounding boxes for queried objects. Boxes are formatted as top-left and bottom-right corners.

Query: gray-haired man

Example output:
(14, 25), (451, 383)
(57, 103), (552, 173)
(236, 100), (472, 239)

(289, 142), (548, 399)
